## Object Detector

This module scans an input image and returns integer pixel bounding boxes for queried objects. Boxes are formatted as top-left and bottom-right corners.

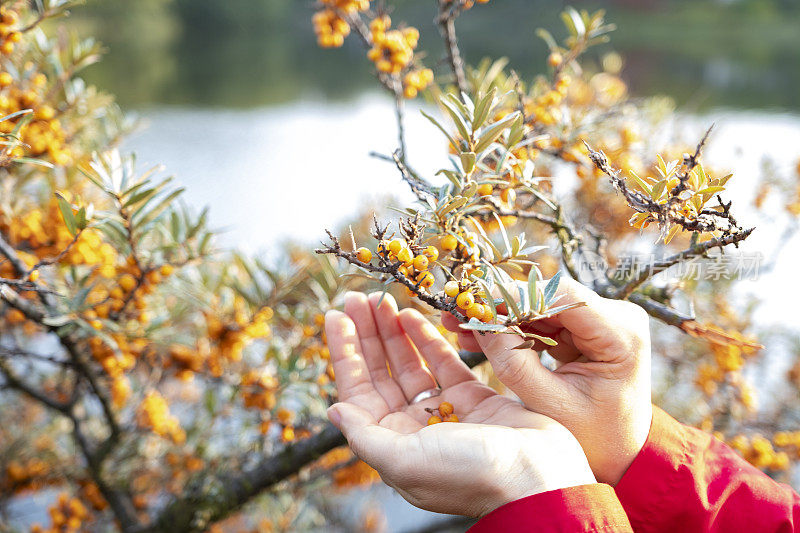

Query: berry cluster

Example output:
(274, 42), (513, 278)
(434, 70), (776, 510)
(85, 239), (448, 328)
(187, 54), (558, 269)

(4, 457), (48, 492)
(728, 434), (791, 471)
(137, 391), (186, 444)
(312, 9), (350, 48)
(312, 0), (370, 48)
(426, 401), (459, 424)
(359, 237), (440, 295)
(443, 279), (493, 322)
(0, 6), (20, 56)
(367, 17), (419, 75)
(402, 67), (434, 99)
(31, 493), (90, 533)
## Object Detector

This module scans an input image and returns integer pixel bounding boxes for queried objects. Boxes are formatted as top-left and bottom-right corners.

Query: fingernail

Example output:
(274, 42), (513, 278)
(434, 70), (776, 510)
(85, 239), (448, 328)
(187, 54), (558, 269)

(327, 405), (341, 427)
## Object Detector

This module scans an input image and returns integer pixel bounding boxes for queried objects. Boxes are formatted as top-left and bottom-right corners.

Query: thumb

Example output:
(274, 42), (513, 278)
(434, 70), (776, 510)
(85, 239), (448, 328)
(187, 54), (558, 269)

(473, 330), (557, 410)
(327, 402), (396, 469)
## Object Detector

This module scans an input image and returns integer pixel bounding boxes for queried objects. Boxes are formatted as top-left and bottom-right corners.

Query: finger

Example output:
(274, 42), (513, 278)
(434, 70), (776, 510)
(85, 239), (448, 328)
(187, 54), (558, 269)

(519, 323), (582, 364)
(325, 310), (390, 417)
(398, 309), (477, 388)
(457, 331), (483, 353)
(344, 292), (407, 411)
(380, 411), (425, 434)
(327, 402), (410, 475)
(441, 313), (484, 352)
(441, 312), (460, 332)
(538, 277), (650, 363)
(368, 292), (437, 401)
(473, 330), (559, 410)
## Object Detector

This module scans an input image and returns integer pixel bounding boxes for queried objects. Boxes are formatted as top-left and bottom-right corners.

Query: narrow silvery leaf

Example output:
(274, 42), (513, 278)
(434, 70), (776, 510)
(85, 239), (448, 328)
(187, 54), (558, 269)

(543, 270), (561, 306)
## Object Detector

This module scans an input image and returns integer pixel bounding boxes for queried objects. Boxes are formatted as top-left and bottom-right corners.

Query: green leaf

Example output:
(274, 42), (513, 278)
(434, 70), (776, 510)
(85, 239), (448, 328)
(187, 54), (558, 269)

(459, 319), (506, 332)
(527, 332), (558, 346)
(55, 193), (78, 236)
(543, 270), (561, 307)
(13, 156), (53, 168)
(421, 110), (457, 151)
(496, 282), (520, 321)
(472, 87), (497, 131)
(527, 267), (539, 314)
(460, 152), (476, 174)
(475, 278), (497, 321)
(441, 97), (471, 141)
(474, 112), (520, 154)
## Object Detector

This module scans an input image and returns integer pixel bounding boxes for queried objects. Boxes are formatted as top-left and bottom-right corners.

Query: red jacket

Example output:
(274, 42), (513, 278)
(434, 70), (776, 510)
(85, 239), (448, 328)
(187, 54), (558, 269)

(470, 407), (800, 532)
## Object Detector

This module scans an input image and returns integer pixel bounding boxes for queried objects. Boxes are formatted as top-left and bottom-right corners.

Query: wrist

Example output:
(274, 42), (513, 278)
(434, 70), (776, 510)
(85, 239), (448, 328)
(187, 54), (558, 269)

(604, 402), (653, 485)
(481, 434), (597, 516)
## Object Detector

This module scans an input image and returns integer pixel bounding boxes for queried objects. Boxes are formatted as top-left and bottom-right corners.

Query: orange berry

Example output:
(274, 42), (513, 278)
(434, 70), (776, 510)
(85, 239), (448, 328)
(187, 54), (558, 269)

(119, 273), (137, 292)
(443, 414), (459, 423)
(159, 264), (174, 276)
(388, 239), (405, 254)
(377, 240), (390, 256)
(441, 235), (458, 251)
(356, 247), (372, 263)
(423, 246), (439, 261)
(444, 280), (460, 297)
(416, 271), (434, 289)
(90, 319), (103, 331)
(456, 291), (475, 309)
(412, 255), (429, 271)
(0, 72), (12, 86)
(438, 402), (454, 416)
(28, 269), (39, 282)
(427, 415), (442, 425)
(477, 183), (493, 196)
(500, 188), (516, 204)
(548, 52), (563, 67)
(465, 303), (482, 319)
(396, 247), (413, 265)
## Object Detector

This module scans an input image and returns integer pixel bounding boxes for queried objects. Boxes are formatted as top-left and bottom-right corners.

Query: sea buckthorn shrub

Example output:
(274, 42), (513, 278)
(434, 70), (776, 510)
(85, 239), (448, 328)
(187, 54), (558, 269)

(2, 1), (800, 532)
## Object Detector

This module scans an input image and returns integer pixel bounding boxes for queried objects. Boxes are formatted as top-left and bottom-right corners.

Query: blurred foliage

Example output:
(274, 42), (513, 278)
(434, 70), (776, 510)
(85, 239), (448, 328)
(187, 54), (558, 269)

(66, 0), (800, 110)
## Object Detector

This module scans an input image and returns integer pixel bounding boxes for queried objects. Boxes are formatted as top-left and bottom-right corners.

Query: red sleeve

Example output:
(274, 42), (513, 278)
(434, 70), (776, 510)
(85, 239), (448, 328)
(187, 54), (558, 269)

(615, 406), (800, 533)
(468, 484), (633, 532)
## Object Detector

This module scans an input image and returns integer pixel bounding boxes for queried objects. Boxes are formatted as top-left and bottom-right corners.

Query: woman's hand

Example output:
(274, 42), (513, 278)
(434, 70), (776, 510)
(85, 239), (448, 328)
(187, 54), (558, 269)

(443, 276), (652, 485)
(325, 292), (596, 517)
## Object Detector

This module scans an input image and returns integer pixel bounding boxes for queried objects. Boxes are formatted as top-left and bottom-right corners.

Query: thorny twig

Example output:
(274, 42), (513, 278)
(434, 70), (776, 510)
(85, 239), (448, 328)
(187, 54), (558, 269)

(436, 0), (467, 95)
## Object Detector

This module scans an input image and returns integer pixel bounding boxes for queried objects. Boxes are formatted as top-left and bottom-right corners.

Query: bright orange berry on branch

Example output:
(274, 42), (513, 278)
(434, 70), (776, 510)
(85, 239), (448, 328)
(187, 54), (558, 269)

(412, 255), (428, 271)
(416, 271), (434, 289)
(423, 246), (439, 261)
(456, 291), (475, 310)
(548, 52), (563, 68)
(477, 183), (493, 196)
(444, 280), (460, 298)
(396, 247), (413, 265)
(356, 247), (372, 263)
(388, 239), (405, 254)
(441, 234), (458, 251)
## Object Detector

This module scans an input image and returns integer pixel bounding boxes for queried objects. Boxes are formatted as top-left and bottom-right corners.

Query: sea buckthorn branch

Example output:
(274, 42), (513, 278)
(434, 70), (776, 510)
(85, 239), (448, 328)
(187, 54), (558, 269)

(391, 149), (435, 201)
(0, 358), (71, 413)
(315, 226), (470, 322)
(436, 0), (468, 95)
(610, 227), (756, 300)
(584, 133), (748, 244)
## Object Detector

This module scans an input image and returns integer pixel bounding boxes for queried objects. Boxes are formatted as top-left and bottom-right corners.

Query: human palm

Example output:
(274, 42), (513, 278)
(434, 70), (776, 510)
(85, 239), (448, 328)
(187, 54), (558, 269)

(325, 292), (594, 517)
